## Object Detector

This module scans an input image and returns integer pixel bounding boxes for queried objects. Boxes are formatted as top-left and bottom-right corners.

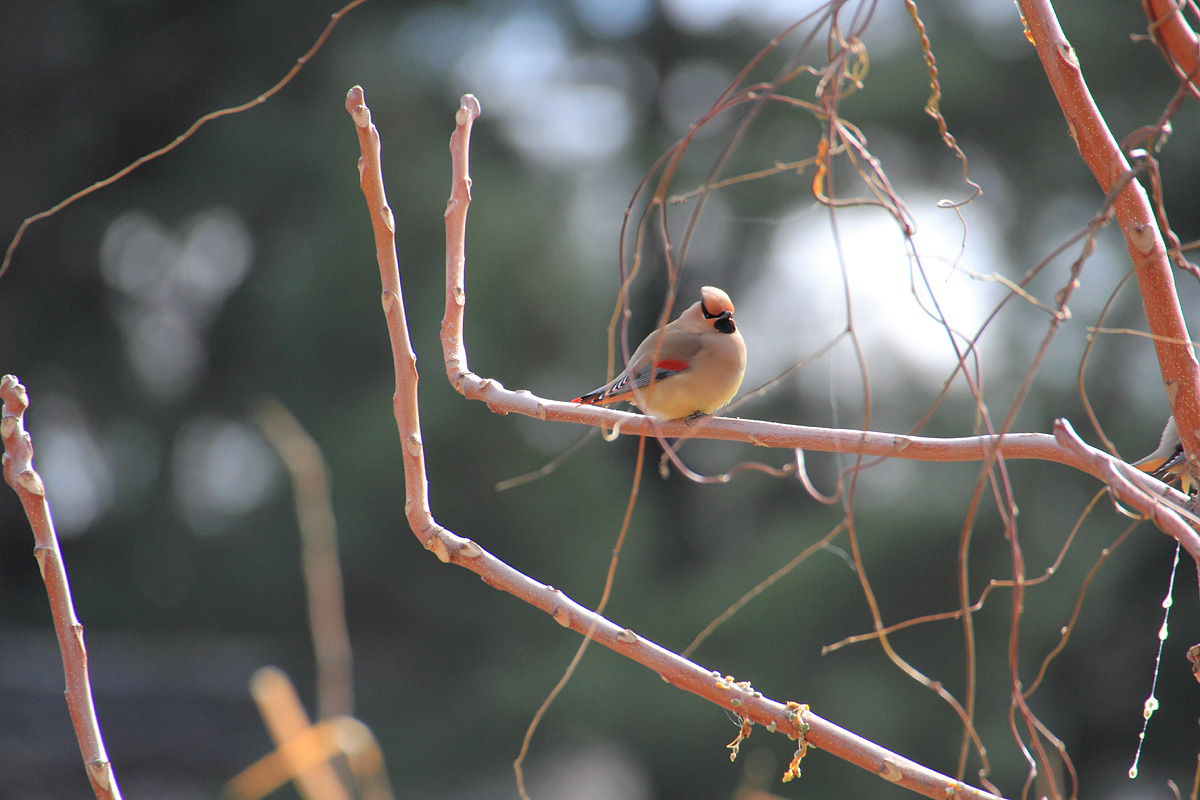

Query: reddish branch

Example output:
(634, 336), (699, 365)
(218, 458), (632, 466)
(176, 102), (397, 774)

(1019, 0), (1200, 491)
(1143, 0), (1200, 88)
(0, 375), (123, 800)
(344, 86), (1015, 800)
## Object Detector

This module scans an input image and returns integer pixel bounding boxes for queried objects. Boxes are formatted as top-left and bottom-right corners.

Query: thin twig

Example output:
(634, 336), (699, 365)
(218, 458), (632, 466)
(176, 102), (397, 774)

(0, 0), (372, 279)
(253, 396), (355, 720)
(344, 87), (1012, 800)
(0, 374), (123, 800)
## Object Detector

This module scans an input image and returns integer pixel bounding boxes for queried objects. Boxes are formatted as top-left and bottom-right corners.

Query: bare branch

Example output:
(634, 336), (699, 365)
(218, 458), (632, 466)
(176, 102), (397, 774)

(254, 396), (355, 721)
(1142, 0), (1200, 91)
(245, 666), (350, 800)
(0, 0), (372, 280)
(1019, 0), (1200, 494)
(345, 85), (1014, 800)
(0, 374), (123, 800)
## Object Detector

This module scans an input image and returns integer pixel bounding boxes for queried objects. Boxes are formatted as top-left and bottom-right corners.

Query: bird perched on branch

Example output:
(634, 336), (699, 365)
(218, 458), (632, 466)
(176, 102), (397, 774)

(1135, 415), (1194, 494)
(572, 286), (747, 421)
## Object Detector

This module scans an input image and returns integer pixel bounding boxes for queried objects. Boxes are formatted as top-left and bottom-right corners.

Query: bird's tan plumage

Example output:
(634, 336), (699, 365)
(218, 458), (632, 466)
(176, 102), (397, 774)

(1135, 415), (1193, 494)
(573, 286), (747, 421)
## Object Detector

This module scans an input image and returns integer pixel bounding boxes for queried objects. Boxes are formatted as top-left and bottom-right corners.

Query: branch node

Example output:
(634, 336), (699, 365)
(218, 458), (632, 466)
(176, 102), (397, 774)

(456, 94), (482, 124)
(1, 375), (29, 408)
(616, 628), (638, 643)
(423, 530), (452, 563)
(87, 759), (113, 787)
(379, 205), (395, 233)
(16, 469), (45, 496)
(1129, 221), (1157, 254)
(879, 757), (906, 783)
(405, 434), (423, 458)
(345, 86), (370, 128)
(1057, 41), (1079, 68)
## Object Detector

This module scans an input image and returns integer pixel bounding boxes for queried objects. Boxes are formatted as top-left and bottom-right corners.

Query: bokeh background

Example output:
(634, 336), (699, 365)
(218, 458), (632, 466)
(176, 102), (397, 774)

(3, 0), (1200, 798)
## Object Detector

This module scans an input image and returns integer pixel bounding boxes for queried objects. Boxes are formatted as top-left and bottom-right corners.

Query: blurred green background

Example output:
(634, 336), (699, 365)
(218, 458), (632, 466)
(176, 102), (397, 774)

(3, 0), (1200, 798)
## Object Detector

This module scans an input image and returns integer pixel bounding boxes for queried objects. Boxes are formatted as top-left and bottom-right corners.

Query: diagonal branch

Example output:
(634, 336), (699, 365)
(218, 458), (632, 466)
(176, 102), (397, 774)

(1019, 0), (1200, 493)
(344, 85), (1011, 800)
(1, 375), (123, 800)
(0, 0), (372, 280)
(1142, 0), (1200, 91)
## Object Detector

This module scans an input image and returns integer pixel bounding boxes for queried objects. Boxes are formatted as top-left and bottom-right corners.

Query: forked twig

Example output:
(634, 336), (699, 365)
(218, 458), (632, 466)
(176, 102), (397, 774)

(344, 86), (1010, 800)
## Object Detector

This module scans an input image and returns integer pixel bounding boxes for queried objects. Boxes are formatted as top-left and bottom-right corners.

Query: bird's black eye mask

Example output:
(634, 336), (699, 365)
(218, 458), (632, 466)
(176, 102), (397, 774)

(702, 303), (736, 333)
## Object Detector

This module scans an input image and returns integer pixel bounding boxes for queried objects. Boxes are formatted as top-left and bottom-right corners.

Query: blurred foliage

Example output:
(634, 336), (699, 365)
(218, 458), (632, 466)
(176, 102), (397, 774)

(3, 0), (1200, 798)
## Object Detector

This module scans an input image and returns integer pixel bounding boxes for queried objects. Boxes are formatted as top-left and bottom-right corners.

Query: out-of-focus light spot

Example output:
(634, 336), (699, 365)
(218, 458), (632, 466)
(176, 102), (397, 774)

(566, 166), (641, 274)
(123, 307), (205, 400)
(172, 417), (278, 536)
(665, 192), (733, 267)
(453, 14), (636, 167)
(958, 0), (1030, 61)
(525, 741), (651, 800)
(661, 0), (742, 34)
(739, 194), (1004, 399)
(660, 60), (734, 137)
(392, 5), (481, 76)
(35, 395), (113, 536)
(502, 82), (633, 166)
(175, 211), (254, 319)
(455, 13), (567, 107)
(100, 208), (252, 400)
(570, 0), (654, 38)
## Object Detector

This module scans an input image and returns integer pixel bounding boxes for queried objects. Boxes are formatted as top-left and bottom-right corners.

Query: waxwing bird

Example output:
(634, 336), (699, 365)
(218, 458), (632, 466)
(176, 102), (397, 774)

(1135, 416), (1194, 494)
(572, 286), (747, 421)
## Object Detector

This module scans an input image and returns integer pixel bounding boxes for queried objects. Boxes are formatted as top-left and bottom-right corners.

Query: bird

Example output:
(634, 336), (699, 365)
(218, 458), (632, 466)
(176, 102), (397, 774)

(572, 286), (747, 421)
(1134, 415), (1194, 494)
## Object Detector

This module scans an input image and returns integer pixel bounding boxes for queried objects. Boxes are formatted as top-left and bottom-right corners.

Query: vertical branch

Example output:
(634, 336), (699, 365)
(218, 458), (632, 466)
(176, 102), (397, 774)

(1018, 0), (1200, 483)
(254, 397), (355, 720)
(441, 95), (482, 395)
(344, 85), (447, 557)
(0, 375), (123, 800)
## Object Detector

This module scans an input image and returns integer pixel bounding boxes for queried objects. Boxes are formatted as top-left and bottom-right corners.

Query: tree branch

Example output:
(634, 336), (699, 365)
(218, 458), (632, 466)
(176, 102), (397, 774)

(1142, 0), (1200, 91)
(0, 374), (123, 800)
(253, 397), (355, 721)
(1019, 0), (1200, 491)
(344, 85), (1016, 800)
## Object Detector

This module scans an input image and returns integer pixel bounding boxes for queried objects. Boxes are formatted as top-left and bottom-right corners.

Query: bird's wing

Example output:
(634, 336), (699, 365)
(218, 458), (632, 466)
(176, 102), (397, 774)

(617, 333), (702, 393)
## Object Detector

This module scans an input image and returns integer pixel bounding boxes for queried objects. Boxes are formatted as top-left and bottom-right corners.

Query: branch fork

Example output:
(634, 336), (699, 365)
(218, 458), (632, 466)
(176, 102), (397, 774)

(344, 86), (1020, 800)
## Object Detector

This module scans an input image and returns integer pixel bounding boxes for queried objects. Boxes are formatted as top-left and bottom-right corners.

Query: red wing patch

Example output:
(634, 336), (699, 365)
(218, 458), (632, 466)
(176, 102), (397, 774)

(654, 359), (690, 373)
